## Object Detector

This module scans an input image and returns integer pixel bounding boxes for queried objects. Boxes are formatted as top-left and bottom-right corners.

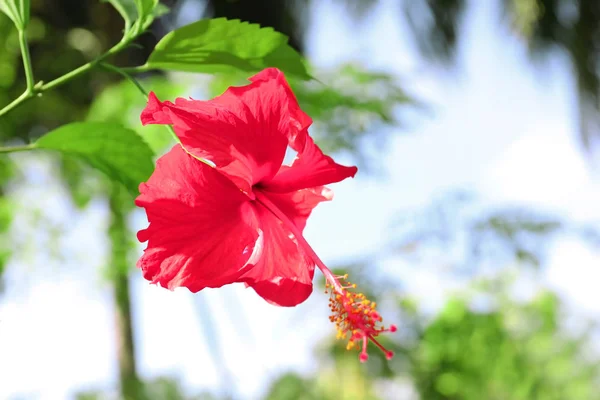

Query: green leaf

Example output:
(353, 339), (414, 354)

(86, 77), (183, 154)
(135, 0), (154, 17)
(135, 0), (168, 30)
(104, 0), (167, 35)
(104, 0), (137, 29)
(142, 2), (168, 30)
(146, 18), (311, 80)
(0, 0), (30, 29)
(135, 0), (163, 21)
(36, 122), (154, 194)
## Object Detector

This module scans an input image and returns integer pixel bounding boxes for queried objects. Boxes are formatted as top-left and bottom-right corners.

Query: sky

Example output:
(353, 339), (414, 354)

(1, 0), (600, 399)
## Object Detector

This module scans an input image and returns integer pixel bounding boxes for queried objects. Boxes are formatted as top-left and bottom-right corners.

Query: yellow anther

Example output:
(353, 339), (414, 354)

(326, 273), (393, 360)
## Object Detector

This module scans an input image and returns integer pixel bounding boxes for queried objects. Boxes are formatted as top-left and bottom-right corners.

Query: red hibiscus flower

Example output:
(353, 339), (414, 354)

(136, 68), (395, 362)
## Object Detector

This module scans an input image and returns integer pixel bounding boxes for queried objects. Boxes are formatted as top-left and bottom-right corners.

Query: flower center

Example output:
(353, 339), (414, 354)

(255, 191), (395, 362)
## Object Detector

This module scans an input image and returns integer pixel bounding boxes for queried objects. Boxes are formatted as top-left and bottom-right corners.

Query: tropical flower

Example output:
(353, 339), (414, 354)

(136, 68), (395, 362)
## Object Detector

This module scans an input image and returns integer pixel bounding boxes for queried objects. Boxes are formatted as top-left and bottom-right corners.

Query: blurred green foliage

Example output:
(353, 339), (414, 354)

(294, 64), (414, 159)
(412, 292), (600, 399)
(77, 376), (223, 400)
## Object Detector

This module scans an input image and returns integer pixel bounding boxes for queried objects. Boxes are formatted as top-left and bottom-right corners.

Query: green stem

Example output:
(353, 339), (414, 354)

(18, 29), (35, 93)
(40, 40), (128, 92)
(119, 64), (151, 74)
(0, 143), (36, 154)
(0, 38), (131, 117)
(101, 62), (180, 144)
(0, 91), (31, 118)
(39, 62), (96, 92)
(100, 62), (148, 97)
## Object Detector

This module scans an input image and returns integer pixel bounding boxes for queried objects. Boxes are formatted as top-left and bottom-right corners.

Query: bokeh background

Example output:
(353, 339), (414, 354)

(1, 0), (600, 399)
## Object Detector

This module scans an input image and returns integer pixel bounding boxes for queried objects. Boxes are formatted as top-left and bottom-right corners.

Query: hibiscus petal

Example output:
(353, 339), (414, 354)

(248, 68), (312, 150)
(139, 68), (311, 195)
(136, 145), (260, 292)
(262, 186), (333, 232)
(238, 201), (315, 307)
(262, 135), (358, 193)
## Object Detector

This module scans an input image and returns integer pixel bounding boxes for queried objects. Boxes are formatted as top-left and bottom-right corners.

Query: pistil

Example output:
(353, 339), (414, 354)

(255, 191), (396, 362)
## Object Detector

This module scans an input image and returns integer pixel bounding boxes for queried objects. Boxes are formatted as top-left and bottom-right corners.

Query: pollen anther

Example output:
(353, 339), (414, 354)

(325, 274), (395, 363)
